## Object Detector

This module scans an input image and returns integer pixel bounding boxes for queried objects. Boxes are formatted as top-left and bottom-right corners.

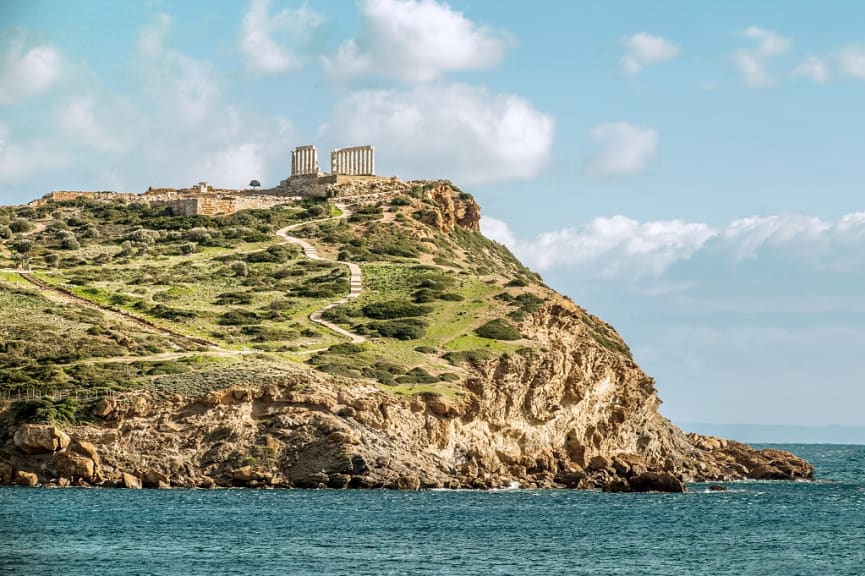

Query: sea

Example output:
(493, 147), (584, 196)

(1, 444), (863, 576)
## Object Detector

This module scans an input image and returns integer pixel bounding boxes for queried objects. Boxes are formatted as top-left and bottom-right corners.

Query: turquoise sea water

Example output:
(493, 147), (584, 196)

(2, 444), (864, 575)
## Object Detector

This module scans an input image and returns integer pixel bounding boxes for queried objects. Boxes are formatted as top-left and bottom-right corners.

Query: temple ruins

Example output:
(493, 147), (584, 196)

(331, 145), (375, 176)
(291, 145), (319, 177)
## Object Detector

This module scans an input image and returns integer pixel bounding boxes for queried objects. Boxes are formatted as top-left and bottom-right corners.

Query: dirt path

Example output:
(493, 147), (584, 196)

(276, 205), (366, 344)
(16, 272), (219, 349)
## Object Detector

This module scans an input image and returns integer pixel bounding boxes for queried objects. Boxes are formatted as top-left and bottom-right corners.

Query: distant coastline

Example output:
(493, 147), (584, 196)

(679, 422), (865, 445)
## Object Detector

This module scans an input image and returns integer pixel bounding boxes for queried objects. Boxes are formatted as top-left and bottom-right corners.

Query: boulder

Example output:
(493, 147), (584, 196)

(13, 470), (39, 486)
(708, 485), (728, 492)
(142, 469), (171, 489)
(0, 462), (12, 484)
(628, 471), (687, 493)
(326, 473), (351, 488)
(425, 396), (453, 417)
(71, 441), (101, 467)
(327, 430), (361, 445)
(231, 465), (272, 485)
(53, 452), (96, 481)
(121, 472), (142, 489)
(554, 468), (586, 489)
(602, 478), (631, 493)
(588, 455), (613, 471)
(393, 475), (421, 490)
(92, 398), (116, 418)
(13, 424), (71, 454)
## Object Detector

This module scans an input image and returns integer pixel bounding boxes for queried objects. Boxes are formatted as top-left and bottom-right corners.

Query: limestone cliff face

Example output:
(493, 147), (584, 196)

(1, 296), (811, 490)
(418, 182), (481, 233)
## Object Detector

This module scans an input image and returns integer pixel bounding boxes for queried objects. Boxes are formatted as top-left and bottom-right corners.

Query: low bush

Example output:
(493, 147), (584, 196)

(362, 318), (427, 340)
(475, 319), (521, 341)
(443, 349), (493, 365)
(396, 367), (437, 384)
(362, 300), (430, 319)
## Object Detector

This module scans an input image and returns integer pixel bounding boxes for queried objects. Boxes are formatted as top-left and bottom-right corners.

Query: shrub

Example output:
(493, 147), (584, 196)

(215, 291), (253, 305)
(9, 218), (33, 234)
(0, 225), (11, 239)
(246, 244), (295, 263)
(218, 309), (260, 325)
(230, 261), (249, 277)
(397, 367), (437, 384)
(60, 237), (80, 250)
(362, 300), (429, 319)
(363, 318), (427, 340)
(414, 345), (437, 354)
(506, 278), (529, 288)
(390, 196), (411, 206)
(328, 343), (365, 355)
(475, 319), (521, 341)
(443, 349), (493, 365)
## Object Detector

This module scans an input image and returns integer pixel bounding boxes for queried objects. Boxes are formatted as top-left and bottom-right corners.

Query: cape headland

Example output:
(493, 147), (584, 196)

(0, 173), (812, 491)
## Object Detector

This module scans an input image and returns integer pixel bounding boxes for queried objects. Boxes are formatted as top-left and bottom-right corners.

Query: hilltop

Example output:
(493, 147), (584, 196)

(0, 180), (811, 490)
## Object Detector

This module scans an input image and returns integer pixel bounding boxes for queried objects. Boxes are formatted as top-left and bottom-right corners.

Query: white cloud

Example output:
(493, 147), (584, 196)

(0, 34), (62, 105)
(722, 214), (830, 259)
(733, 27), (791, 87)
(792, 56), (831, 84)
(240, 0), (325, 74)
(0, 121), (69, 184)
(57, 95), (137, 153)
(838, 44), (865, 79)
(620, 33), (679, 75)
(584, 122), (658, 176)
(323, 0), (507, 83)
(323, 84), (553, 184)
(483, 215), (717, 277)
(484, 210), (865, 279)
(138, 14), (219, 125)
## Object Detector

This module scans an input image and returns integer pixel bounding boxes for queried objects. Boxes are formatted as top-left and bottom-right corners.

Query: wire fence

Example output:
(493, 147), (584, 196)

(0, 387), (118, 404)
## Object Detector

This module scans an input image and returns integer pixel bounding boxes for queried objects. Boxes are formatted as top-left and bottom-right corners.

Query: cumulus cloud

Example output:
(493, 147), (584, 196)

(323, 0), (508, 83)
(733, 27), (791, 87)
(138, 14), (219, 125)
(722, 214), (830, 259)
(792, 56), (831, 84)
(0, 34), (62, 105)
(240, 0), (325, 74)
(838, 44), (865, 79)
(323, 84), (553, 184)
(620, 33), (679, 75)
(57, 95), (138, 154)
(482, 215), (716, 277)
(584, 122), (658, 176)
(483, 210), (865, 279)
(0, 121), (69, 184)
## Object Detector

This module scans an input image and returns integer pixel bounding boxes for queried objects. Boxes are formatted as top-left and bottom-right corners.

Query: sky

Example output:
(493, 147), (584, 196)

(1, 0), (864, 429)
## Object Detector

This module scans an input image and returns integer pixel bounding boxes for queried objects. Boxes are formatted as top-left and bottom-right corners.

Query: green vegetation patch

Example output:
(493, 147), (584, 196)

(475, 318), (521, 341)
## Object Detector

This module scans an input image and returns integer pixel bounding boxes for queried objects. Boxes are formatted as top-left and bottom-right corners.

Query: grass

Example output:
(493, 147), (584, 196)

(0, 182), (630, 403)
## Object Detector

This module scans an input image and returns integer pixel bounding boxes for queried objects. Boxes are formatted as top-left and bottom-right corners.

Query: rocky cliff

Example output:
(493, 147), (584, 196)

(0, 183), (812, 491)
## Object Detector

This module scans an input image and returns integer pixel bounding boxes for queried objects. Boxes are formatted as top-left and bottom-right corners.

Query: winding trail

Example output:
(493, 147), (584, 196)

(15, 272), (218, 349)
(276, 204), (366, 344)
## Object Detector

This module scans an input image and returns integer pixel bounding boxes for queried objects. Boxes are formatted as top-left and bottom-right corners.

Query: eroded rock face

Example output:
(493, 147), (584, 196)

(13, 424), (71, 454)
(0, 302), (813, 490)
(419, 183), (481, 233)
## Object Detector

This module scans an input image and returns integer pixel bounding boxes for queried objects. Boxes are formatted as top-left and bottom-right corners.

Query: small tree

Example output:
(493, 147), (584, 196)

(12, 239), (32, 269)
(9, 218), (33, 234)
(249, 179), (261, 190)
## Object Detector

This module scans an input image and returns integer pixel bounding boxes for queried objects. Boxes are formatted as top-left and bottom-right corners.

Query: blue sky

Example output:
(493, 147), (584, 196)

(2, 0), (864, 428)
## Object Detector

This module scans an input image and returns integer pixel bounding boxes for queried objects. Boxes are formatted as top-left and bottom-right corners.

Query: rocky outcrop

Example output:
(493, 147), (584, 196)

(0, 300), (812, 490)
(419, 182), (481, 233)
(13, 424), (70, 454)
